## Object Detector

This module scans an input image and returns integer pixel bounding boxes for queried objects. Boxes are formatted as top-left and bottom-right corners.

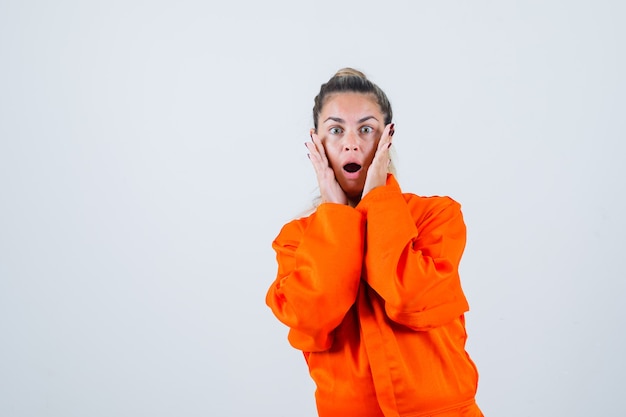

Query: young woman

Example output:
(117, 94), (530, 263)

(266, 68), (483, 417)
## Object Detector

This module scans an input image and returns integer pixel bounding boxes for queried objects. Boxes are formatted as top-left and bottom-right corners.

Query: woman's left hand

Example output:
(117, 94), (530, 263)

(362, 123), (394, 198)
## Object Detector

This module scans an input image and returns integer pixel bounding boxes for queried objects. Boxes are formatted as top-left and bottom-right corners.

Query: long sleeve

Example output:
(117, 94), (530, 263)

(356, 175), (469, 331)
(266, 203), (365, 352)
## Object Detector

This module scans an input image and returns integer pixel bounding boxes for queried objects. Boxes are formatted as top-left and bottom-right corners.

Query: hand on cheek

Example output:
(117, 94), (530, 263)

(305, 130), (348, 205)
(362, 123), (394, 198)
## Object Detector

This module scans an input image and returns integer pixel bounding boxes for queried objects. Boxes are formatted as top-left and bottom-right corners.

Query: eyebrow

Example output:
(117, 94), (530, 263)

(323, 116), (379, 124)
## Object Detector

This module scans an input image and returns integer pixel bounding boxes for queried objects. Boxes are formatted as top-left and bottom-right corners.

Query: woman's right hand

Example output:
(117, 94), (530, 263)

(305, 130), (348, 205)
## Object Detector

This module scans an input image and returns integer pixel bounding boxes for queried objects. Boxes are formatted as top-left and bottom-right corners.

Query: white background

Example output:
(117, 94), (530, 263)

(1, 1), (624, 416)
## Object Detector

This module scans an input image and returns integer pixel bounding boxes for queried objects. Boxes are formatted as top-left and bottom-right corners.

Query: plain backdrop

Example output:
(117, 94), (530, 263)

(1, 1), (624, 416)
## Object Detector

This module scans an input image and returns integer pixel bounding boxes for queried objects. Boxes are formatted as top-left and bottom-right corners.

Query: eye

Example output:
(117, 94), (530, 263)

(329, 127), (343, 135)
(360, 126), (374, 134)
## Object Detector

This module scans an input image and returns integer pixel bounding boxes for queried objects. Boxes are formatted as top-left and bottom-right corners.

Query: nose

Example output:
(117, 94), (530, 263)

(343, 131), (359, 151)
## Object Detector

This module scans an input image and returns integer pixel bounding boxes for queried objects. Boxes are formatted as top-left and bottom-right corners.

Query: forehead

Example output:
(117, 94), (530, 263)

(320, 92), (382, 119)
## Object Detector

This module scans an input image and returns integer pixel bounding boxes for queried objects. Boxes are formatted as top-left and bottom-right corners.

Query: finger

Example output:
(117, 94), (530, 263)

(374, 128), (391, 157)
(371, 124), (393, 162)
(306, 139), (333, 181)
(378, 123), (394, 151)
(305, 142), (325, 173)
(306, 131), (326, 159)
(311, 131), (330, 166)
(305, 141), (319, 158)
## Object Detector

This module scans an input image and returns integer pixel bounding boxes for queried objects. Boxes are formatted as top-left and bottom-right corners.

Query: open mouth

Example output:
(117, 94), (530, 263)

(343, 163), (362, 173)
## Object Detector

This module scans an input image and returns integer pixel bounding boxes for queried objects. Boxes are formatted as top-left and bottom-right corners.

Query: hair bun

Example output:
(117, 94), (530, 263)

(334, 67), (367, 79)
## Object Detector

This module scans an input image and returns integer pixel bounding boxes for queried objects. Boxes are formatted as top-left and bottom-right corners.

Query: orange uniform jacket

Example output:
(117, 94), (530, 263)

(266, 175), (482, 417)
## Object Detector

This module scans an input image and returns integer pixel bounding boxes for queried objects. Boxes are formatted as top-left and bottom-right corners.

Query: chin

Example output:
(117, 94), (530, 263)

(337, 177), (365, 199)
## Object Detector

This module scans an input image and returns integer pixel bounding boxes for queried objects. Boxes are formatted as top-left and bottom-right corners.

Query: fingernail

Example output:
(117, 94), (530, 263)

(390, 130), (395, 136)
(390, 123), (395, 130)
(307, 153), (311, 159)
(388, 143), (392, 148)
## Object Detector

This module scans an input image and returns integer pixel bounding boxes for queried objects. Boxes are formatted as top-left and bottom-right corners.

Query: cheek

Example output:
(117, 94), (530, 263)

(322, 140), (341, 161)
(366, 139), (379, 159)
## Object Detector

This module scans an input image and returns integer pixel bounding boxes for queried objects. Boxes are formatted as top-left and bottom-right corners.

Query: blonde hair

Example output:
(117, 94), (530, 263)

(334, 67), (367, 78)
(312, 67), (393, 131)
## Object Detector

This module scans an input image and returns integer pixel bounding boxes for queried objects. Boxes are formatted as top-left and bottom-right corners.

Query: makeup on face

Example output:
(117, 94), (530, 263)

(316, 92), (385, 198)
